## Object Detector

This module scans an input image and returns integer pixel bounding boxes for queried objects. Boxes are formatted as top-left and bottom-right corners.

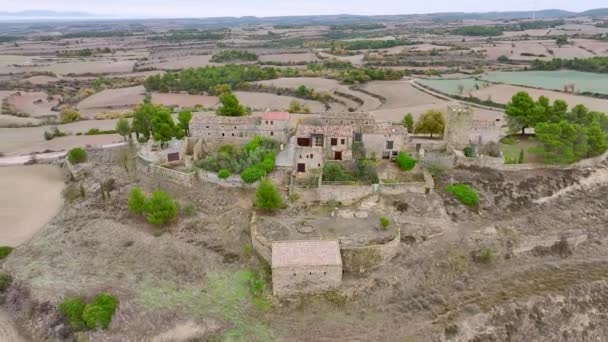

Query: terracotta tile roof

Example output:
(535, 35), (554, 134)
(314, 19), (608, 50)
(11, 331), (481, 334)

(296, 124), (353, 138)
(262, 111), (290, 121)
(272, 240), (342, 268)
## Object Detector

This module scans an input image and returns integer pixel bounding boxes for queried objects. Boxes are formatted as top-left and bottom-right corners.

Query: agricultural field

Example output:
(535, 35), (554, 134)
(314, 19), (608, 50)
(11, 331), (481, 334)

(150, 92), (218, 108)
(4, 91), (59, 118)
(480, 71), (608, 95)
(233, 91), (326, 112)
(77, 86), (146, 118)
(416, 78), (491, 96)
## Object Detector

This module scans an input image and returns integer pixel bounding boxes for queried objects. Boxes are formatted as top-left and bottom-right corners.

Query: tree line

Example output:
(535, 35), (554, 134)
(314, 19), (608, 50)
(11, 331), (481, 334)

(506, 91), (608, 163)
(531, 57), (608, 74)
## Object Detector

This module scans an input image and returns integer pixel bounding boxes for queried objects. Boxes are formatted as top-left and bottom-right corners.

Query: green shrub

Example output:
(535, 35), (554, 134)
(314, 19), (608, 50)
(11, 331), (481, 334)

(240, 166), (265, 184)
(500, 136), (517, 145)
(446, 184), (480, 207)
(0, 246), (13, 260)
(471, 247), (497, 265)
(218, 169), (231, 179)
(182, 203), (196, 216)
(59, 297), (87, 331)
(255, 179), (284, 210)
(143, 191), (178, 226)
(463, 146), (474, 158)
(260, 152), (276, 173)
(396, 151), (416, 171)
(0, 272), (12, 292)
(128, 187), (146, 215)
(322, 161), (354, 182)
(67, 148), (87, 164)
(379, 216), (390, 230)
(82, 293), (118, 330)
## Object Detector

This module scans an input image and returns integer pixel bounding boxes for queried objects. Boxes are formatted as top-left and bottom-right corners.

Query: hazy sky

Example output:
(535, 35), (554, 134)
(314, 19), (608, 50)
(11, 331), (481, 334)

(3, 0), (606, 18)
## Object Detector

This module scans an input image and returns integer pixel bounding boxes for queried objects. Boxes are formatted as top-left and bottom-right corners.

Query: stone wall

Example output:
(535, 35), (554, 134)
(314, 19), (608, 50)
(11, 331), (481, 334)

(198, 170), (257, 188)
(251, 213), (401, 274)
(380, 182), (427, 195)
(317, 184), (375, 204)
(455, 155), (504, 169)
(148, 164), (197, 188)
(272, 264), (342, 297)
(340, 229), (401, 273)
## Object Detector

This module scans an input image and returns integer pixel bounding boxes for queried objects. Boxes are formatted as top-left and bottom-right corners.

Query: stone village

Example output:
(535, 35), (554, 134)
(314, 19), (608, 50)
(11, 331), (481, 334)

(135, 105), (499, 297)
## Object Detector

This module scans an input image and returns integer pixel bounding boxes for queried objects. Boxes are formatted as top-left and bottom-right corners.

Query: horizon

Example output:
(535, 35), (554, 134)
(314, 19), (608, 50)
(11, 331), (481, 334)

(1, 1), (606, 20)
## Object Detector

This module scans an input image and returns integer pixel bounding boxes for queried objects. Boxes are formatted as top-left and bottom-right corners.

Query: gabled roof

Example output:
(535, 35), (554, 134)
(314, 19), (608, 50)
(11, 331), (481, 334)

(262, 111), (290, 121)
(296, 124), (353, 138)
(272, 240), (342, 268)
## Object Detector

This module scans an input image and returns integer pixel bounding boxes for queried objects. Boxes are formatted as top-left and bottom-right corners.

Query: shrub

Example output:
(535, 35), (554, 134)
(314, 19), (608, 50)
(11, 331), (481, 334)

(396, 151), (416, 171)
(44, 127), (66, 141)
(218, 169), (231, 179)
(182, 203), (196, 216)
(463, 146), (474, 158)
(500, 136), (517, 145)
(59, 297), (87, 331)
(143, 191), (178, 226)
(446, 184), (480, 207)
(67, 148), (87, 164)
(260, 152), (276, 173)
(379, 216), (390, 230)
(61, 107), (80, 123)
(0, 272), (12, 292)
(322, 161), (354, 182)
(82, 293), (119, 330)
(255, 179), (284, 210)
(0, 246), (13, 260)
(471, 247), (497, 265)
(240, 165), (265, 184)
(128, 187), (146, 215)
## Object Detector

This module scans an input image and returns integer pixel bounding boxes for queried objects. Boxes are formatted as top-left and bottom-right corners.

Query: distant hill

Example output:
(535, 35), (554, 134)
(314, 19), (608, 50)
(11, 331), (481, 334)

(428, 9), (575, 20)
(579, 8), (608, 17)
(0, 10), (95, 18)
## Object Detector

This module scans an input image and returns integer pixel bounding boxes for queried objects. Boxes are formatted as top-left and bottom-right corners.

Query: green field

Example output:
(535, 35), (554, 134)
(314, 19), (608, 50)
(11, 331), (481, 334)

(417, 78), (490, 95)
(480, 70), (608, 95)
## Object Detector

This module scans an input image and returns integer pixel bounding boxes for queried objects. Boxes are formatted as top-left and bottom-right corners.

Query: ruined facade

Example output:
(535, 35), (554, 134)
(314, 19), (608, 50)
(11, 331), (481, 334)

(295, 124), (353, 175)
(189, 111), (290, 143)
(271, 240), (342, 297)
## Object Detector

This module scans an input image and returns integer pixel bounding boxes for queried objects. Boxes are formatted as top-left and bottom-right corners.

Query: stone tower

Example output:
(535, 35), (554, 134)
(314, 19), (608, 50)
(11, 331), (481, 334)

(445, 105), (473, 150)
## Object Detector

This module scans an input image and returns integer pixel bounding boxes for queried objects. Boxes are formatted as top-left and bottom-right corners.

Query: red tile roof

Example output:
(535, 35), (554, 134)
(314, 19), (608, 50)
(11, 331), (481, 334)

(272, 240), (342, 268)
(262, 112), (290, 121)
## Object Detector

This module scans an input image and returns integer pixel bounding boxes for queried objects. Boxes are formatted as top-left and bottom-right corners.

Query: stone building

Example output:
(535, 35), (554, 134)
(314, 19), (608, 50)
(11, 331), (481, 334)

(271, 240), (342, 297)
(189, 112), (290, 143)
(359, 123), (408, 160)
(445, 105), (473, 150)
(295, 124), (353, 175)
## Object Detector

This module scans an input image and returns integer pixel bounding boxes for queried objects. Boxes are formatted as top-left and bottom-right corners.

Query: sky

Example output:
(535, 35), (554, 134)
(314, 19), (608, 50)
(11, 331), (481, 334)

(2, 0), (606, 18)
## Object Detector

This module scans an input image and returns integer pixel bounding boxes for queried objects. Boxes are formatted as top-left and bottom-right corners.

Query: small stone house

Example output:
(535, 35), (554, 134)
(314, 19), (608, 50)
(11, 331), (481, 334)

(272, 240), (342, 297)
(359, 124), (408, 160)
(294, 124), (353, 175)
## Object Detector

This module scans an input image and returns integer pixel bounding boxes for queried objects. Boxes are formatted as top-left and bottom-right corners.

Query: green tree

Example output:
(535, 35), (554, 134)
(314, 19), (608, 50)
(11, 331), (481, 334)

(505, 91), (539, 135)
(535, 120), (587, 164)
(128, 187), (146, 215)
(115, 117), (131, 141)
(402, 113), (414, 133)
(556, 35), (569, 46)
(143, 191), (178, 226)
(255, 179), (284, 210)
(151, 108), (177, 145)
(415, 110), (445, 138)
(217, 91), (247, 117)
(586, 121), (608, 157)
(131, 103), (156, 141)
(177, 110), (192, 136)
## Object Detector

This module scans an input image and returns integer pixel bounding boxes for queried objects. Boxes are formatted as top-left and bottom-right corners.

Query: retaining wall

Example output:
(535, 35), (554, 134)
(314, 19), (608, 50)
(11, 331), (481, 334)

(250, 213), (401, 274)
(148, 164), (197, 188)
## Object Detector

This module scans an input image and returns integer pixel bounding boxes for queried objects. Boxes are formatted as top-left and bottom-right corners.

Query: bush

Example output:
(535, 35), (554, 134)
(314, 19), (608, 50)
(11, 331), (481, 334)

(255, 179), (284, 210)
(128, 187), (146, 215)
(379, 216), (390, 230)
(143, 191), (178, 226)
(463, 146), (474, 158)
(446, 184), (480, 207)
(44, 127), (66, 141)
(61, 107), (80, 123)
(82, 293), (118, 330)
(0, 246), (13, 260)
(59, 297), (87, 331)
(0, 272), (13, 292)
(182, 203), (196, 216)
(396, 151), (416, 171)
(67, 148), (87, 164)
(218, 169), (231, 179)
(260, 152), (276, 173)
(240, 165), (265, 184)
(322, 162), (354, 182)
(471, 247), (497, 265)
